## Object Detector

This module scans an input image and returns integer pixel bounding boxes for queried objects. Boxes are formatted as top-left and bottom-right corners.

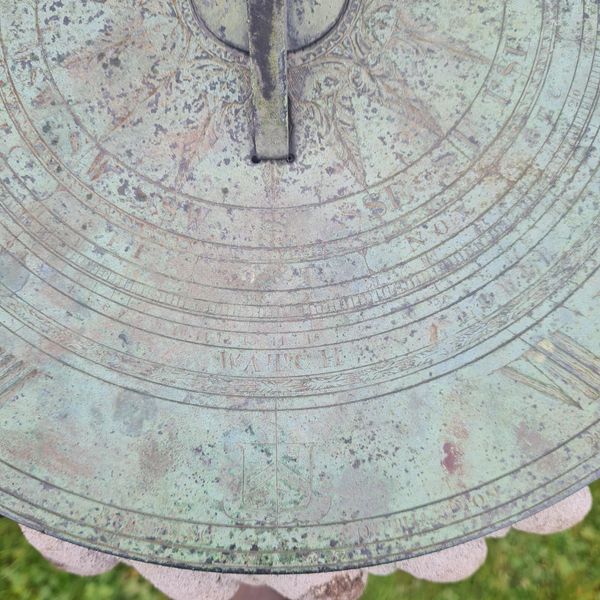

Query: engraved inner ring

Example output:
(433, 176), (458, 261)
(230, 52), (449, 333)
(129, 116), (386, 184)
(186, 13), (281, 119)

(190, 0), (349, 53)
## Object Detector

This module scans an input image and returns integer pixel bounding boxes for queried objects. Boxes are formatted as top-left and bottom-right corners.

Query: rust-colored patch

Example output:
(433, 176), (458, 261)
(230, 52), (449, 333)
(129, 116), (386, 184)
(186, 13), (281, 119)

(3, 430), (96, 479)
(429, 323), (439, 344)
(138, 434), (176, 480)
(516, 421), (549, 454)
(310, 572), (366, 600)
(442, 442), (463, 475)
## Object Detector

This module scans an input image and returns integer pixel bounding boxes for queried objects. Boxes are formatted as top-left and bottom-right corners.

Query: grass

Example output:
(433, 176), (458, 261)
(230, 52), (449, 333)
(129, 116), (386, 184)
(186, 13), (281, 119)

(2, 481), (600, 599)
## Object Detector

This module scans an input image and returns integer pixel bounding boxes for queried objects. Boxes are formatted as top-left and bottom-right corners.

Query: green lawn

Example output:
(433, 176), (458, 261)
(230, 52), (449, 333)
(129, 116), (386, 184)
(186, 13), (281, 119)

(2, 482), (600, 599)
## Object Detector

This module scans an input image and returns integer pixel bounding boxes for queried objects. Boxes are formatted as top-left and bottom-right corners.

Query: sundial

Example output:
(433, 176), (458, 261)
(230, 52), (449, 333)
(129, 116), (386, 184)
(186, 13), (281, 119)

(0, 0), (599, 575)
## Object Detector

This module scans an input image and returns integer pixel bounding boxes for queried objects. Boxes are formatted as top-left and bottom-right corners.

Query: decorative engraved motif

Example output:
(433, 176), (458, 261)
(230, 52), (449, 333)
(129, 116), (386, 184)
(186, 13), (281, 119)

(223, 442), (330, 525)
(290, 2), (486, 186)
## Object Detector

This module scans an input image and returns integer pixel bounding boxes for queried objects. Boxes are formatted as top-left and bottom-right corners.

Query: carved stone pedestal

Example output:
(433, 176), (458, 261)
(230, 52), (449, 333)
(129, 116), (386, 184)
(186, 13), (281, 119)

(16, 488), (592, 600)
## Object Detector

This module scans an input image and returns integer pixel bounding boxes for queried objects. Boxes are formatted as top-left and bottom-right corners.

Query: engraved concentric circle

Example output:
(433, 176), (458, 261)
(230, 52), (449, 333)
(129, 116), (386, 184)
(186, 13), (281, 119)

(0, 0), (599, 574)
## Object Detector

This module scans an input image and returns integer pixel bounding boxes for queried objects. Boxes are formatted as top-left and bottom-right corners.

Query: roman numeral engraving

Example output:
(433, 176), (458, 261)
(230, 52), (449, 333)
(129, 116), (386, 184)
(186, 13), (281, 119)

(501, 333), (600, 410)
(0, 347), (37, 403)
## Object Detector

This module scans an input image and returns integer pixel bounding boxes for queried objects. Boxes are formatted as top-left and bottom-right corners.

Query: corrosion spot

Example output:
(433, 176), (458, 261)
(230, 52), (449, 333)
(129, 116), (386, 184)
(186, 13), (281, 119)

(441, 442), (463, 474)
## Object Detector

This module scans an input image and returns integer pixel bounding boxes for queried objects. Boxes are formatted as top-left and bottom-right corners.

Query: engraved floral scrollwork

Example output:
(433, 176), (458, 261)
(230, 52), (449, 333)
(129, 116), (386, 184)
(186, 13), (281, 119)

(290, 1), (487, 186)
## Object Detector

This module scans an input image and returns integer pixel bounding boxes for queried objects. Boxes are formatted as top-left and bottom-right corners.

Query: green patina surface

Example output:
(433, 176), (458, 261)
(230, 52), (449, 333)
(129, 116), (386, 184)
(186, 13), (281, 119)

(0, 0), (599, 574)
(246, 0), (291, 160)
(3, 481), (600, 598)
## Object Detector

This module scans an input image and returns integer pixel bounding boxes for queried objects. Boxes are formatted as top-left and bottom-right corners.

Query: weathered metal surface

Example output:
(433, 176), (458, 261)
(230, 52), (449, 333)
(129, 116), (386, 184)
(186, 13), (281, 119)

(246, 0), (290, 160)
(0, 0), (599, 576)
(192, 0), (348, 52)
